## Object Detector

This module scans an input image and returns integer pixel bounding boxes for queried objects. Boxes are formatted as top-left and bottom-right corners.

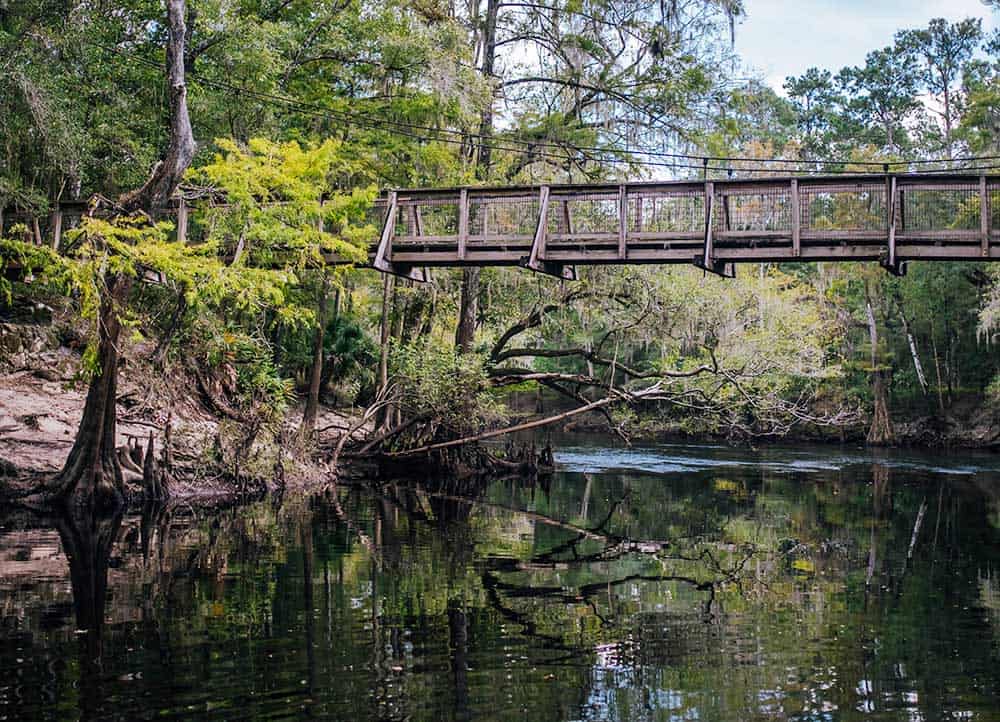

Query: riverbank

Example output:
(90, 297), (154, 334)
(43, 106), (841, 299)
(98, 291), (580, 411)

(0, 321), (365, 501)
(3, 317), (998, 505)
(519, 387), (1000, 451)
(561, 411), (1000, 450)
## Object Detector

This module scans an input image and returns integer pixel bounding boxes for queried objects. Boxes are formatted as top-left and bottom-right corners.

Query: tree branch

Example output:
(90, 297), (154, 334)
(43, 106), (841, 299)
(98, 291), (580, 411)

(120, 0), (196, 214)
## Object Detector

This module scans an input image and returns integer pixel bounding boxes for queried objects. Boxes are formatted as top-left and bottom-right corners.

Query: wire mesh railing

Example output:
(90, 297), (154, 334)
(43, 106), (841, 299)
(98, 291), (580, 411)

(384, 174), (996, 268)
(4, 174), (996, 276)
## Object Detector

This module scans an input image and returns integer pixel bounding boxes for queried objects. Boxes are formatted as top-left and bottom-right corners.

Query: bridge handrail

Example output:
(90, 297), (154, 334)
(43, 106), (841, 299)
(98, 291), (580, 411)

(4, 173), (997, 280)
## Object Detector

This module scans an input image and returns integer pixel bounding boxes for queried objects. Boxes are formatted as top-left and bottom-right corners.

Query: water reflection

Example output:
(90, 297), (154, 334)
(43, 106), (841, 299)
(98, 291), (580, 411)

(1, 441), (999, 720)
(53, 507), (123, 719)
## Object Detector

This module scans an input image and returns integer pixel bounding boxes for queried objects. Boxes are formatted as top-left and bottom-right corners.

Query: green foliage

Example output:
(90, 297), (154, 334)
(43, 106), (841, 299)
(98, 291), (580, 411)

(392, 341), (507, 437)
(192, 317), (296, 416)
(978, 265), (1000, 342)
(0, 232), (73, 305)
(4, 0), (1000, 441)
(189, 138), (375, 269)
(322, 316), (378, 397)
(279, 311), (378, 398)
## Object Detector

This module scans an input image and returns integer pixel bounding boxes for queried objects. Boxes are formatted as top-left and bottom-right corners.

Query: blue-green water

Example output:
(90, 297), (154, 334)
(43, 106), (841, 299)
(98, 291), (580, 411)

(2, 439), (999, 720)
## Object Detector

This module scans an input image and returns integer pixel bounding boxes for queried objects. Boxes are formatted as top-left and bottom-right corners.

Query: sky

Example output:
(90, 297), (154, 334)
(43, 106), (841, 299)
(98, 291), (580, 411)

(734, 0), (999, 93)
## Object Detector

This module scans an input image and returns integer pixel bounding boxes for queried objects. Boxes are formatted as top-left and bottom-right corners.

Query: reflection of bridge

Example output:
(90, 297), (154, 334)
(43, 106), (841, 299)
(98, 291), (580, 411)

(369, 173), (999, 281)
(4, 173), (998, 282)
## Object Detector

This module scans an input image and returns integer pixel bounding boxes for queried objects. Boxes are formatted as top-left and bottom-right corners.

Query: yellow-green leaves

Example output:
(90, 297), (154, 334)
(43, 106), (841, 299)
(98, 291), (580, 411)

(180, 136), (380, 328)
(0, 233), (72, 304)
(189, 138), (375, 272)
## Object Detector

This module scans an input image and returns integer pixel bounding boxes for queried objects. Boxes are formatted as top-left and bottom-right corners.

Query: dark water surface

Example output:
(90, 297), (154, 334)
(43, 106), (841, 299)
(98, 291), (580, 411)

(2, 439), (1000, 721)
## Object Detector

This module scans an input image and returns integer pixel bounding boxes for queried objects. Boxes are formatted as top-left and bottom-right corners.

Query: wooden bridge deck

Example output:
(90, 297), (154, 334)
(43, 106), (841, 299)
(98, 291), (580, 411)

(3, 173), (998, 282)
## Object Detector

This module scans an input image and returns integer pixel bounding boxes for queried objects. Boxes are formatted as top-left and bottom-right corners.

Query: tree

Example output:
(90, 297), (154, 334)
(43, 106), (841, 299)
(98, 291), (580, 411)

(447, 0), (746, 351)
(784, 68), (841, 159)
(355, 263), (856, 460)
(836, 47), (922, 154)
(490, 0), (743, 178)
(863, 277), (893, 445)
(896, 18), (983, 158)
(454, 0), (501, 353)
(48, 0), (196, 509)
(184, 138), (375, 434)
(958, 29), (1000, 154)
(703, 82), (798, 164)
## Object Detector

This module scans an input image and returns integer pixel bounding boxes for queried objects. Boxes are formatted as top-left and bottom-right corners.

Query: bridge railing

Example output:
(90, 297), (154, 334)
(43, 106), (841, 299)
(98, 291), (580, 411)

(4, 174), (997, 280)
(374, 173), (998, 278)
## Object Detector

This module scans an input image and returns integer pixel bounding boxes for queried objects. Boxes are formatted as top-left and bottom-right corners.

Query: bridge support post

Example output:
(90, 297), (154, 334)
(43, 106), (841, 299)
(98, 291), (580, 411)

(618, 184), (627, 260)
(522, 186), (576, 280)
(790, 178), (800, 257)
(374, 191), (425, 281)
(881, 176), (906, 276)
(693, 181), (734, 278)
(457, 188), (469, 261)
(981, 175), (990, 258)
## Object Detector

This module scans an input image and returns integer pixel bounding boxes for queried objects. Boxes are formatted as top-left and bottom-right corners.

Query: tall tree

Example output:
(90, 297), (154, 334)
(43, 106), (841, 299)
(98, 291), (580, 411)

(451, 0), (743, 351)
(455, 0), (501, 354)
(896, 17), (983, 158)
(784, 68), (841, 159)
(836, 47), (921, 154)
(864, 279), (893, 445)
(51, 0), (196, 509)
(302, 276), (331, 434)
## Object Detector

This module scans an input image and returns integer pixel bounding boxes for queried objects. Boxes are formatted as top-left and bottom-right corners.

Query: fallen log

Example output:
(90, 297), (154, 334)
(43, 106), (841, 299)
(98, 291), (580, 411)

(385, 392), (627, 457)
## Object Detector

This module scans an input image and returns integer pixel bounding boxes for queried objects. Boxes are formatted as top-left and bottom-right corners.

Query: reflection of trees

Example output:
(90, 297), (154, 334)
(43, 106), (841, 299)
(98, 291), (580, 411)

(324, 475), (774, 722)
(301, 520), (317, 718)
(865, 462), (891, 589)
(447, 599), (471, 722)
(347, 477), (759, 665)
(51, 506), (123, 719)
(479, 507), (756, 635)
(7, 455), (997, 722)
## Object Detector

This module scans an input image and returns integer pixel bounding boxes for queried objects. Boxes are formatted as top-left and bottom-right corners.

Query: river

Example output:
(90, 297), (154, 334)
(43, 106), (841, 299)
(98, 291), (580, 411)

(1, 437), (999, 720)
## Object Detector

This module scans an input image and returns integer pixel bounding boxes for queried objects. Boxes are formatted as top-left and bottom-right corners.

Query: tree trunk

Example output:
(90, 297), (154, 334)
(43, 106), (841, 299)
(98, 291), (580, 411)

(55, 0), (195, 508)
(946, 332), (956, 404)
(476, 0), (499, 173)
(118, 0), (196, 216)
(865, 289), (893, 445)
(388, 390), (629, 457)
(377, 274), (393, 428)
(898, 303), (928, 395)
(455, 269), (480, 353)
(302, 276), (330, 434)
(455, 0), (499, 355)
(390, 280), (410, 427)
(931, 333), (946, 415)
(50, 274), (134, 507)
(943, 82), (952, 160)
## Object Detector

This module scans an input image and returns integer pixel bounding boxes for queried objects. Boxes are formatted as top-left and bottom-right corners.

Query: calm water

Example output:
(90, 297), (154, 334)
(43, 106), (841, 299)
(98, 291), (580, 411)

(1, 438), (999, 721)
